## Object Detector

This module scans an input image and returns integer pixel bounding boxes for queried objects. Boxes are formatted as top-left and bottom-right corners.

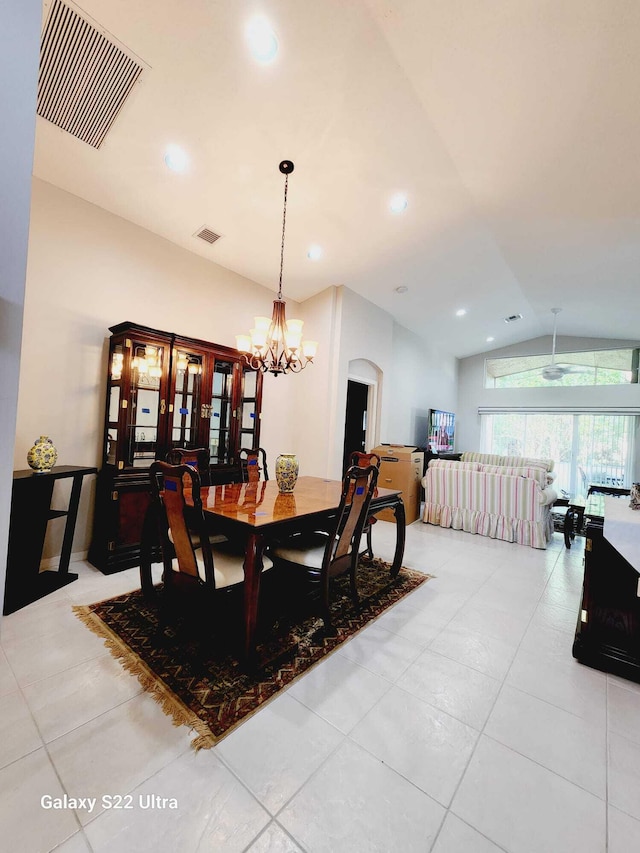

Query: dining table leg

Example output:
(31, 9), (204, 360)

(390, 497), (406, 578)
(243, 531), (266, 666)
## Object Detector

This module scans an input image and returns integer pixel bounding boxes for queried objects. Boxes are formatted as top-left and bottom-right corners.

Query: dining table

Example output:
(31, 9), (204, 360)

(140, 475), (406, 665)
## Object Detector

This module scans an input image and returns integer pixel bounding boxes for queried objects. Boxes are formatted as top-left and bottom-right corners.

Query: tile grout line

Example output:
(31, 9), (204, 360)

(431, 544), (566, 849)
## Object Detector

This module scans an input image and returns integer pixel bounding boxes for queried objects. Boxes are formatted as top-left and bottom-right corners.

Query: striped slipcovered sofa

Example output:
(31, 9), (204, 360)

(422, 459), (557, 549)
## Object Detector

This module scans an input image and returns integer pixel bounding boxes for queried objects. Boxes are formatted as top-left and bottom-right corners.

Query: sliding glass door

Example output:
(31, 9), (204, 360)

(481, 413), (635, 496)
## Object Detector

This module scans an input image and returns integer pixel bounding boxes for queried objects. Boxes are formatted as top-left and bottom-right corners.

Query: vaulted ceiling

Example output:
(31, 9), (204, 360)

(33, 0), (640, 357)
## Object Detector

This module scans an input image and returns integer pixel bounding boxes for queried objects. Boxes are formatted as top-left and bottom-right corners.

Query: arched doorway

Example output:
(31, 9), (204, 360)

(342, 359), (381, 472)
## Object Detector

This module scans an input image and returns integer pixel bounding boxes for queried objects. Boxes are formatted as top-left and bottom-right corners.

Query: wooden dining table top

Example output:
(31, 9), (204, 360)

(198, 475), (401, 529)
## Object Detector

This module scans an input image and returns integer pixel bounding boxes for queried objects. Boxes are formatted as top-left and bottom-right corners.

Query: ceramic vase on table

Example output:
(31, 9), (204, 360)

(275, 453), (299, 493)
(27, 435), (58, 473)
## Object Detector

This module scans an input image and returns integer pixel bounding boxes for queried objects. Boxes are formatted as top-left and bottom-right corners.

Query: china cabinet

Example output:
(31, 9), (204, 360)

(89, 322), (263, 573)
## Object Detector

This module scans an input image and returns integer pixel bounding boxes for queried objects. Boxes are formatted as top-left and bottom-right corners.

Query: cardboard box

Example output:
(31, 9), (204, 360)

(370, 445), (424, 524)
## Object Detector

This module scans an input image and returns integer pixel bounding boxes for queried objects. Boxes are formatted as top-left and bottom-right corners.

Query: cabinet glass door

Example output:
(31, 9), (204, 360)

(126, 343), (166, 467)
(209, 359), (235, 464)
(239, 367), (260, 450)
(170, 350), (204, 449)
(106, 344), (123, 465)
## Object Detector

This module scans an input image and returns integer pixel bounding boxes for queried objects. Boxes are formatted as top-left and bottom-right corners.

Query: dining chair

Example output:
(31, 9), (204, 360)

(165, 446), (211, 485)
(349, 451), (381, 560)
(270, 464), (379, 633)
(149, 461), (272, 639)
(239, 447), (269, 483)
(165, 446), (229, 543)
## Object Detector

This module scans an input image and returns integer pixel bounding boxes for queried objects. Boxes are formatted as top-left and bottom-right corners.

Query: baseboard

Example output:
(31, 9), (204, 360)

(39, 550), (88, 571)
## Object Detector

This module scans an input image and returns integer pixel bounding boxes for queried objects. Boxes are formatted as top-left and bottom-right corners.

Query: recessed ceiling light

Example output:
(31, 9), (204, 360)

(164, 144), (189, 173)
(456, 309), (467, 317)
(246, 16), (278, 63)
(394, 285), (408, 294)
(389, 193), (408, 214)
(307, 245), (322, 261)
(486, 336), (495, 342)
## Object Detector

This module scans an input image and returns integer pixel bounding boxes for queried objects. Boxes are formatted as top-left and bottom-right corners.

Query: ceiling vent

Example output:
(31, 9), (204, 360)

(37, 0), (146, 149)
(195, 227), (222, 245)
(503, 313), (523, 323)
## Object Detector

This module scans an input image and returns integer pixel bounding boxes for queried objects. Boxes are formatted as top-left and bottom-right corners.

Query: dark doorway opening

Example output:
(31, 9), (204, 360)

(342, 380), (369, 473)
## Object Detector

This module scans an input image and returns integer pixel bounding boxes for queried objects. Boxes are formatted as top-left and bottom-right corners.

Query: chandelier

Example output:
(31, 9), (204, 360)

(235, 160), (318, 376)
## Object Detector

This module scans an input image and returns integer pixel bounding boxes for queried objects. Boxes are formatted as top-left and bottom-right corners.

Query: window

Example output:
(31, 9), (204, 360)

(481, 413), (635, 496)
(485, 348), (638, 388)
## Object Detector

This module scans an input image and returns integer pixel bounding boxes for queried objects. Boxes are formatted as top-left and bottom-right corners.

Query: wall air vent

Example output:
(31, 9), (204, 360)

(37, 0), (147, 149)
(503, 313), (523, 323)
(195, 227), (222, 245)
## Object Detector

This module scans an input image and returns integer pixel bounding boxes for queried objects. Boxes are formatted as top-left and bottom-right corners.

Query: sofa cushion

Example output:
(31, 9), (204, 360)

(461, 452), (554, 472)
(428, 460), (480, 472)
(479, 464), (548, 489)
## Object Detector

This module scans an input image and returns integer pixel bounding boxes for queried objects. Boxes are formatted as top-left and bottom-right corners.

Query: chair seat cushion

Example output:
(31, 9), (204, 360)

(271, 531), (332, 569)
(170, 543), (272, 588)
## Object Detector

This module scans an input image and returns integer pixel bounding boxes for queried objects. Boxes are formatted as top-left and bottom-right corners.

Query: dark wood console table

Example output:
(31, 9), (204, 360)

(572, 496), (640, 683)
(3, 466), (97, 615)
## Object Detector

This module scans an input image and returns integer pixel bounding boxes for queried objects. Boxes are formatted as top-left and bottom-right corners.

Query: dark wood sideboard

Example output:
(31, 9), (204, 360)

(4, 466), (96, 615)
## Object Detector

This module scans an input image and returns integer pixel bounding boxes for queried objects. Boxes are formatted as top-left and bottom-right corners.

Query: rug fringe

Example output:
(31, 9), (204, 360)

(73, 605), (217, 750)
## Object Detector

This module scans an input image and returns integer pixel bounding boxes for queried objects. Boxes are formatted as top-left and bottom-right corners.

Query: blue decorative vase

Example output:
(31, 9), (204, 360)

(27, 435), (58, 474)
(275, 453), (299, 493)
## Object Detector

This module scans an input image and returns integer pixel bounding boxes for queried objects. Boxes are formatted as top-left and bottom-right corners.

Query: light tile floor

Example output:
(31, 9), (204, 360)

(2, 521), (640, 852)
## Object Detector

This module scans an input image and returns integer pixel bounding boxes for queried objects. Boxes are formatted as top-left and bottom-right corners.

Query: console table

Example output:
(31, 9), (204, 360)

(3, 466), (97, 615)
(572, 496), (640, 683)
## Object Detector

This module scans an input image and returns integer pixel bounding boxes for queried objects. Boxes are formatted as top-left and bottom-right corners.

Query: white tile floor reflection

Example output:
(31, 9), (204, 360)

(2, 521), (640, 852)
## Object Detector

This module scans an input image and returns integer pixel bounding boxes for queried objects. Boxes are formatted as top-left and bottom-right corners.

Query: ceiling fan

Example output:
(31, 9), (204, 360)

(541, 308), (583, 381)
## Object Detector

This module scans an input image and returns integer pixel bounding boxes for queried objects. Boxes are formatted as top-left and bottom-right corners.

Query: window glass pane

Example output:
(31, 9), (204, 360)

(108, 386), (120, 423)
(242, 401), (256, 430)
(481, 413), (635, 496)
(485, 349), (636, 388)
(240, 432), (254, 450)
(209, 429), (230, 464)
(106, 429), (117, 465)
(243, 369), (257, 397)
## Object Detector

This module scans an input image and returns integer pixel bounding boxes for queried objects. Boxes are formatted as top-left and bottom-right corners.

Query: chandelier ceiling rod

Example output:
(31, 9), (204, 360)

(235, 160), (318, 376)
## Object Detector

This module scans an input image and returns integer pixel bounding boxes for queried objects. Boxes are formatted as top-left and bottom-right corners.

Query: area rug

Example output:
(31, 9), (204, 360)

(74, 558), (429, 749)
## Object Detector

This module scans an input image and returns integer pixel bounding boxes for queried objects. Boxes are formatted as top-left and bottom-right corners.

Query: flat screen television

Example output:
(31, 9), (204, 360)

(428, 409), (455, 453)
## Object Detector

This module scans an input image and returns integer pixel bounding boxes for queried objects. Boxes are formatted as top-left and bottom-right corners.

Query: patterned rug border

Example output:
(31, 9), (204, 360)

(73, 565), (431, 750)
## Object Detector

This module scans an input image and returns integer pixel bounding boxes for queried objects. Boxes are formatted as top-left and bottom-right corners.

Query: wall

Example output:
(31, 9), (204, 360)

(387, 322), (458, 448)
(287, 286), (340, 478)
(457, 336), (640, 468)
(19, 179), (300, 557)
(19, 181), (460, 562)
(326, 287), (458, 478)
(0, 1), (40, 622)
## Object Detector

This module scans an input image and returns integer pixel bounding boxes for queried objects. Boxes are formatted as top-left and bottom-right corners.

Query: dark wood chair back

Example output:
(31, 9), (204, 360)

(348, 451), (381, 559)
(327, 464), (379, 577)
(239, 448), (269, 483)
(150, 461), (215, 587)
(349, 451), (381, 470)
(165, 447), (211, 486)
